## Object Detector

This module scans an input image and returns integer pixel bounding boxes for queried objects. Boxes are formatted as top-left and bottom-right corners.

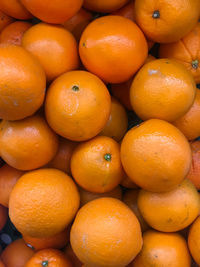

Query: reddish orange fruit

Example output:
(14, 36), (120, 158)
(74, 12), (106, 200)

(187, 141), (200, 190)
(0, 0), (32, 20)
(83, 0), (129, 12)
(64, 245), (82, 267)
(0, 11), (14, 33)
(0, 260), (5, 267)
(0, 204), (7, 230)
(188, 216), (200, 265)
(120, 172), (138, 189)
(112, 1), (135, 20)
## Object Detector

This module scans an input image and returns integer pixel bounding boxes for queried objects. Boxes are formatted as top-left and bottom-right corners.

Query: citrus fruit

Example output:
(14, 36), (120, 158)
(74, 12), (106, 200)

(83, 0), (129, 12)
(188, 216), (200, 265)
(0, 11), (14, 33)
(0, 204), (7, 230)
(0, 260), (5, 267)
(187, 141), (200, 189)
(64, 245), (82, 267)
(0, 0), (32, 20)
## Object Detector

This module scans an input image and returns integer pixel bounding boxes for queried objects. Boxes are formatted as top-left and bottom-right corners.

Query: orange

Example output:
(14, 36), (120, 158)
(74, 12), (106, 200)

(45, 71), (111, 141)
(83, 0), (129, 12)
(173, 89), (200, 140)
(70, 197), (143, 267)
(187, 141), (200, 190)
(71, 136), (123, 193)
(112, 1), (135, 20)
(133, 230), (191, 267)
(123, 190), (149, 232)
(188, 216), (200, 265)
(20, 0), (83, 24)
(0, 260), (5, 267)
(135, 0), (200, 43)
(0, 164), (24, 207)
(138, 179), (200, 232)
(0, 21), (32, 46)
(22, 23), (79, 82)
(1, 238), (34, 267)
(23, 227), (70, 251)
(121, 119), (192, 192)
(79, 15), (148, 84)
(63, 8), (92, 41)
(0, 45), (46, 121)
(159, 22), (200, 83)
(100, 97), (128, 142)
(130, 59), (196, 122)
(0, 0), (32, 20)
(0, 115), (58, 171)
(9, 168), (80, 237)
(0, 11), (14, 33)
(47, 137), (77, 175)
(0, 204), (7, 230)
(64, 245), (82, 267)
(79, 186), (122, 206)
(120, 173), (138, 189)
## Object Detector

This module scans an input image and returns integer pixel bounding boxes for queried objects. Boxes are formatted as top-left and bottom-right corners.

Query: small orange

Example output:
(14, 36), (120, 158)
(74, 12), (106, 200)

(79, 186), (122, 207)
(0, 0), (32, 20)
(63, 8), (92, 41)
(9, 168), (80, 238)
(64, 245), (82, 267)
(83, 0), (129, 12)
(187, 141), (200, 190)
(70, 197), (143, 267)
(188, 216), (200, 265)
(22, 23), (79, 82)
(0, 115), (58, 171)
(20, 0), (83, 24)
(0, 11), (14, 33)
(45, 71), (111, 141)
(1, 238), (34, 267)
(0, 21), (32, 46)
(130, 59), (196, 122)
(0, 164), (24, 207)
(0, 260), (5, 267)
(123, 190), (149, 232)
(138, 179), (200, 232)
(79, 15), (148, 84)
(135, 0), (200, 43)
(71, 136), (123, 193)
(121, 119), (192, 192)
(173, 89), (200, 141)
(0, 204), (7, 230)
(100, 97), (128, 142)
(133, 230), (191, 267)
(0, 45), (46, 121)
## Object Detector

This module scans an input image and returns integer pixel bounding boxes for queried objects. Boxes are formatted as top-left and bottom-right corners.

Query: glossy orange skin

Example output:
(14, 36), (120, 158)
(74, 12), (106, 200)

(79, 16), (148, 84)
(70, 198), (143, 267)
(0, 11), (14, 33)
(133, 230), (191, 267)
(135, 0), (200, 43)
(20, 0), (83, 24)
(9, 168), (80, 238)
(121, 119), (192, 193)
(0, 115), (58, 171)
(131, 59), (196, 122)
(0, 0), (32, 20)
(63, 8), (92, 41)
(159, 23), (200, 83)
(188, 216), (200, 265)
(22, 23), (79, 82)
(64, 245), (82, 267)
(138, 179), (200, 232)
(79, 186), (122, 207)
(173, 89), (200, 140)
(71, 136), (123, 193)
(187, 141), (200, 189)
(0, 45), (46, 121)
(25, 249), (72, 267)
(83, 0), (129, 12)
(1, 239), (34, 267)
(45, 71), (111, 141)
(0, 164), (24, 207)
(47, 138), (77, 175)
(0, 21), (32, 46)
(123, 190), (149, 232)
(0, 260), (5, 267)
(0, 204), (7, 230)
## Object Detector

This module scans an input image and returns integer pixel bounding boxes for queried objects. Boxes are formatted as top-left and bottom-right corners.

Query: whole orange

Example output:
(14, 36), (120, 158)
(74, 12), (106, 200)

(9, 168), (80, 237)
(45, 71), (111, 141)
(187, 141), (200, 190)
(0, 45), (46, 121)
(0, 11), (14, 33)
(138, 179), (200, 232)
(83, 0), (129, 12)
(0, 0), (32, 20)
(0, 204), (7, 230)
(188, 216), (200, 265)
(70, 197), (143, 267)
(79, 15), (148, 83)
(0, 115), (58, 171)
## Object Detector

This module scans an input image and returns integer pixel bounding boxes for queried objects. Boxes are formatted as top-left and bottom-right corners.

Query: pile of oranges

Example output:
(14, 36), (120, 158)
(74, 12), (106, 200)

(0, 0), (200, 266)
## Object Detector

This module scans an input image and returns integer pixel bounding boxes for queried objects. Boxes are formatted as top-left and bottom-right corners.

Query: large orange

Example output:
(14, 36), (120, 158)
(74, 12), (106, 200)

(0, 164), (24, 207)
(173, 89), (200, 140)
(0, 0), (32, 20)
(71, 136), (123, 193)
(70, 197), (143, 267)
(133, 230), (191, 267)
(79, 15), (148, 84)
(9, 168), (80, 237)
(0, 45), (46, 121)
(0, 115), (58, 171)
(121, 119), (192, 192)
(64, 245), (82, 267)
(45, 71), (111, 141)
(159, 22), (200, 83)
(130, 59), (196, 122)
(188, 216), (200, 265)
(0, 204), (7, 230)
(134, 0), (200, 43)
(22, 23), (79, 82)
(138, 179), (200, 232)
(0, 11), (14, 33)
(20, 0), (83, 24)
(187, 141), (200, 190)
(83, 0), (129, 12)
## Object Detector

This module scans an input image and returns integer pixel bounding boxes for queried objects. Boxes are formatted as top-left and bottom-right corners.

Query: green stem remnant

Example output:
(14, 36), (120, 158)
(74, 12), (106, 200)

(104, 153), (112, 161)
(42, 261), (48, 266)
(72, 85), (79, 91)
(152, 10), (160, 19)
(192, 59), (199, 69)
